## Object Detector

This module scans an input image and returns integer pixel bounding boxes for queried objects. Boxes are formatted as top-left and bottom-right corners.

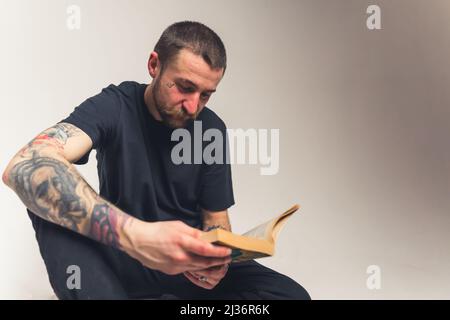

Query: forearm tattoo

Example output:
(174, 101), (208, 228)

(11, 155), (88, 231)
(6, 123), (130, 249)
(90, 204), (121, 248)
(204, 224), (229, 232)
(203, 218), (232, 232)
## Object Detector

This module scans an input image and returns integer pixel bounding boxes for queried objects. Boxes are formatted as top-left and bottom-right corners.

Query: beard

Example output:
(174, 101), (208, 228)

(152, 78), (197, 129)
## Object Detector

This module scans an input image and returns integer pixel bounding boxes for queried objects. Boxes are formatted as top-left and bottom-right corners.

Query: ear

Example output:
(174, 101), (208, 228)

(147, 51), (160, 79)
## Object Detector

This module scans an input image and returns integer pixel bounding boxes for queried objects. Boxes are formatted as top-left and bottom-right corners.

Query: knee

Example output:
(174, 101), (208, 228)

(50, 276), (129, 300)
(269, 272), (312, 300)
(284, 280), (311, 300)
(46, 262), (129, 300)
(253, 276), (311, 300)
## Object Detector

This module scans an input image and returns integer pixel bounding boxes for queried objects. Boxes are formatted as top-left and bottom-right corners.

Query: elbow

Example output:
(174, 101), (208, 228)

(2, 167), (10, 186)
(2, 157), (19, 187)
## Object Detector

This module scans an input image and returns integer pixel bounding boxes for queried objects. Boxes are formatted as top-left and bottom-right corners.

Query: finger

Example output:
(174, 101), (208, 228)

(206, 263), (230, 272)
(178, 223), (204, 239)
(180, 234), (232, 257)
(187, 254), (232, 271)
(193, 264), (229, 280)
(191, 270), (219, 282)
(183, 271), (215, 290)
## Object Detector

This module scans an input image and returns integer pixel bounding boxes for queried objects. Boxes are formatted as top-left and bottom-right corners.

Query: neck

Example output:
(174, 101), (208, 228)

(144, 84), (163, 122)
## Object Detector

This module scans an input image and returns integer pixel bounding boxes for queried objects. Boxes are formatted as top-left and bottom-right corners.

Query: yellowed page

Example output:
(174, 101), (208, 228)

(241, 204), (300, 242)
(241, 220), (273, 240)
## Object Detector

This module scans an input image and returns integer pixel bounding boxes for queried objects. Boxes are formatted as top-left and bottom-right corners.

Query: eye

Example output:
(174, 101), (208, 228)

(176, 83), (194, 94)
(36, 181), (49, 199)
(200, 92), (211, 100)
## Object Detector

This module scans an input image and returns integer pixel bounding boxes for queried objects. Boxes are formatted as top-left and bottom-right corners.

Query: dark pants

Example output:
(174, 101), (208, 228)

(29, 213), (311, 300)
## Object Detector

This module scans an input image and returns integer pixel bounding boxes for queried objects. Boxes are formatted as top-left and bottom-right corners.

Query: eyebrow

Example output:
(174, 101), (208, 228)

(177, 78), (216, 93)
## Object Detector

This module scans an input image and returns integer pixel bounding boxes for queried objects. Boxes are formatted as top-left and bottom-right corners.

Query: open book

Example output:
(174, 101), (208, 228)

(200, 204), (300, 262)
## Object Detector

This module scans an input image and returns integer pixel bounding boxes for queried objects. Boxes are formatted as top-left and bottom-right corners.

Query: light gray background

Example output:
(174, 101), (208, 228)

(1, 0), (449, 299)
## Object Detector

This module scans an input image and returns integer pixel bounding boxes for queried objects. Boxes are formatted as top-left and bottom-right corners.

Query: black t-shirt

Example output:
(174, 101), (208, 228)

(60, 81), (234, 228)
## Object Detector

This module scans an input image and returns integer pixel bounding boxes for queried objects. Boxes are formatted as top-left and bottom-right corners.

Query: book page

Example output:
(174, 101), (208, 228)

(241, 220), (272, 240)
(270, 213), (293, 242)
(241, 204), (300, 242)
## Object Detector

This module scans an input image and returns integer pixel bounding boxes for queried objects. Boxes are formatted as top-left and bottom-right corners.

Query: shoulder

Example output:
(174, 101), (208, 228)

(101, 81), (142, 99)
(93, 81), (144, 114)
(198, 107), (229, 132)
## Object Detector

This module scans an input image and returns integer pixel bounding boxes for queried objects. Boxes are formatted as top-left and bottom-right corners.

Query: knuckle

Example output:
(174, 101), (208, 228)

(192, 230), (201, 238)
(174, 220), (186, 229)
(171, 253), (188, 264)
(173, 235), (186, 248)
(196, 245), (208, 256)
(173, 220), (182, 227)
(172, 233), (183, 243)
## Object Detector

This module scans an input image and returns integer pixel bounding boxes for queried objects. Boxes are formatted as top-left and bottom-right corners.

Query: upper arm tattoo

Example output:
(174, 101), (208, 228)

(18, 123), (83, 159)
(41, 123), (81, 144)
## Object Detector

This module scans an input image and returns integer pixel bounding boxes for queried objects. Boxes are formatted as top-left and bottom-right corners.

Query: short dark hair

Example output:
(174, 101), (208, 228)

(154, 21), (227, 73)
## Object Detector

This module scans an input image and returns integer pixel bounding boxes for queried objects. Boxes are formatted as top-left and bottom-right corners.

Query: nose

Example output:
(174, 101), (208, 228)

(182, 93), (200, 116)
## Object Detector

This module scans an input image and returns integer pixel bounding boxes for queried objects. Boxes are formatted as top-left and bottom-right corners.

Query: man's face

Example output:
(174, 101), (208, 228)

(32, 166), (62, 216)
(152, 49), (224, 128)
(30, 165), (86, 229)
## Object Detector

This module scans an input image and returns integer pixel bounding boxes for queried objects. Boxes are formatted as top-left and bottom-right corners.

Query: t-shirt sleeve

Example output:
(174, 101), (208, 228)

(199, 115), (235, 212)
(59, 84), (122, 164)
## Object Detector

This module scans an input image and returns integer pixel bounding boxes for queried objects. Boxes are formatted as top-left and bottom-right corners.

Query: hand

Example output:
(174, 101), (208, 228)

(183, 262), (230, 290)
(122, 219), (232, 275)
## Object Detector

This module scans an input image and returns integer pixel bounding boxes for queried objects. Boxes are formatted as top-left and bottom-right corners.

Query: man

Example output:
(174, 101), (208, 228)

(3, 21), (310, 299)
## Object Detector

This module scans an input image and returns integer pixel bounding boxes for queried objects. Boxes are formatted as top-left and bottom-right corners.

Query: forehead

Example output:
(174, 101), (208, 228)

(164, 49), (223, 89)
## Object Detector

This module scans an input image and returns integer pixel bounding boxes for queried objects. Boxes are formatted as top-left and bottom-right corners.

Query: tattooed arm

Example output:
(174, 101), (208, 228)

(2, 123), (135, 250)
(201, 208), (232, 232)
(2, 123), (231, 275)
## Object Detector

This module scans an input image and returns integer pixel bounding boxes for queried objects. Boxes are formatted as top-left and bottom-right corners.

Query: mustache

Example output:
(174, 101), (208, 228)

(161, 105), (196, 120)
